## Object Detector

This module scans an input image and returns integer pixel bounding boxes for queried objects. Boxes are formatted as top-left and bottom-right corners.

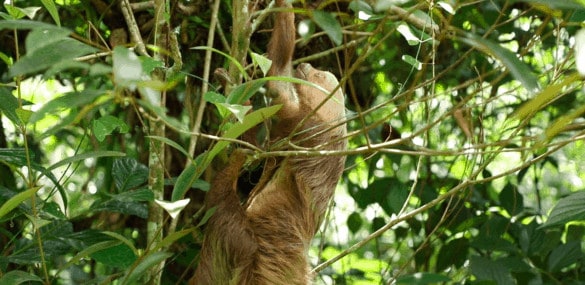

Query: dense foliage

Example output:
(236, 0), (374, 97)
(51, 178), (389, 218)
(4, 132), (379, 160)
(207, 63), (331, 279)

(1, 0), (585, 284)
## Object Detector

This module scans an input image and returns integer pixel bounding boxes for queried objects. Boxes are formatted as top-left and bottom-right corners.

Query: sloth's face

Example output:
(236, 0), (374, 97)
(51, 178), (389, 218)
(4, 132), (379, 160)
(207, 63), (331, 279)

(295, 63), (345, 122)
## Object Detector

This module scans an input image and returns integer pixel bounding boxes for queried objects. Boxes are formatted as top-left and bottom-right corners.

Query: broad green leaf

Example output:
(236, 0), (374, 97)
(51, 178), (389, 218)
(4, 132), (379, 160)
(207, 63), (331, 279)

(48, 151), (126, 171)
(0, 148), (68, 208)
(112, 158), (149, 191)
(203, 91), (226, 104)
(470, 256), (515, 285)
(0, 19), (58, 30)
(347, 212), (362, 234)
(92, 115), (130, 142)
(226, 79), (266, 104)
(499, 184), (524, 216)
(0, 270), (43, 284)
(91, 243), (137, 269)
(458, 34), (539, 93)
(0, 187), (40, 219)
(172, 156), (202, 201)
(396, 272), (451, 284)
(436, 238), (469, 271)
(40, 0), (60, 26)
(3, 6), (41, 19)
(113, 188), (154, 203)
(251, 52), (272, 76)
(542, 191), (585, 228)
(25, 27), (70, 54)
(65, 240), (121, 268)
(15, 108), (32, 124)
(312, 10), (342, 46)
(122, 251), (172, 284)
(0, 88), (22, 125)
(140, 56), (164, 74)
(219, 103), (252, 123)
(348, 0), (373, 15)
(10, 37), (96, 76)
(91, 199), (148, 218)
(547, 241), (582, 272)
(402, 54), (422, 70)
(154, 198), (190, 219)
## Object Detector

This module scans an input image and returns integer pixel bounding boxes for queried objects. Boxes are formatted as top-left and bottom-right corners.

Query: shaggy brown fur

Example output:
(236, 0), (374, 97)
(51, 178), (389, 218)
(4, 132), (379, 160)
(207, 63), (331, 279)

(190, 0), (346, 283)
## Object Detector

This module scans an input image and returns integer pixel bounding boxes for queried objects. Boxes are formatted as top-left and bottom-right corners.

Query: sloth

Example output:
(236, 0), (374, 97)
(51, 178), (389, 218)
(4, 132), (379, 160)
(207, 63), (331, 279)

(190, 0), (346, 284)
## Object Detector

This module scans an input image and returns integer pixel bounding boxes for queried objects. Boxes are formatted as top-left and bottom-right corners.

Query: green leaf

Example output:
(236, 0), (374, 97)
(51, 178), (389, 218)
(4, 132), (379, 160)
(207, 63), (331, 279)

(172, 157), (201, 201)
(312, 10), (342, 46)
(458, 33), (539, 93)
(542, 191), (585, 228)
(112, 158), (149, 191)
(91, 199), (148, 218)
(402, 54), (422, 70)
(91, 243), (137, 269)
(226, 79), (266, 104)
(219, 103), (252, 123)
(10, 37), (96, 77)
(436, 238), (469, 271)
(396, 272), (451, 284)
(151, 228), (193, 252)
(0, 270), (43, 284)
(499, 184), (524, 216)
(25, 27), (70, 54)
(113, 188), (154, 203)
(0, 187), (40, 220)
(251, 52), (272, 76)
(92, 115), (130, 142)
(65, 240), (120, 268)
(140, 56), (164, 74)
(15, 108), (32, 124)
(3, 6), (41, 19)
(547, 241), (583, 272)
(203, 91), (226, 104)
(39, 0), (60, 26)
(48, 151), (126, 171)
(0, 88), (22, 125)
(347, 212), (363, 234)
(122, 251), (172, 284)
(0, 19), (58, 30)
(196, 206), (217, 228)
(470, 256), (515, 285)
(348, 0), (373, 15)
